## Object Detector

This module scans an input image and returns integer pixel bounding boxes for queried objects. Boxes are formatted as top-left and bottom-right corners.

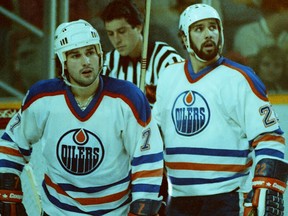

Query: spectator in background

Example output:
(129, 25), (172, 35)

(214, 0), (262, 53)
(253, 46), (288, 94)
(233, 0), (288, 66)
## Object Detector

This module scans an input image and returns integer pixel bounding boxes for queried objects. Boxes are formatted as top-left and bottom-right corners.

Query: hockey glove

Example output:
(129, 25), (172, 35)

(244, 158), (288, 216)
(0, 173), (27, 216)
(128, 199), (162, 216)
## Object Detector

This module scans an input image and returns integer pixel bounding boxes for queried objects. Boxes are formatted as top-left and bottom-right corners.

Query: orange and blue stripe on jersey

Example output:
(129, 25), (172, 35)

(0, 133), (31, 172)
(185, 57), (268, 102)
(42, 173), (131, 214)
(102, 76), (152, 127)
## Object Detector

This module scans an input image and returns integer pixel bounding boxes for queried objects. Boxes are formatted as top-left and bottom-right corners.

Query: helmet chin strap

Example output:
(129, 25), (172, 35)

(187, 47), (208, 63)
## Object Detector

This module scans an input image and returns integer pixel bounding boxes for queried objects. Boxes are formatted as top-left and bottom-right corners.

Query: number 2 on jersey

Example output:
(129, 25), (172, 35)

(259, 105), (277, 127)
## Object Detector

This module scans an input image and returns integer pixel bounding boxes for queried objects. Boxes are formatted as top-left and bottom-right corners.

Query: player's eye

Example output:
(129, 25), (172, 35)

(118, 27), (128, 34)
(209, 25), (217, 31)
(107, 31), (114, 37)
(86, 50), (96, 56)
(194, 26), (203, 32)
(69, 53), (81, 59)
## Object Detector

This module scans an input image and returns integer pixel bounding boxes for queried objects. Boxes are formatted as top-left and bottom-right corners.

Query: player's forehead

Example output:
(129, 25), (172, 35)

(191, 18), (218, 28)
(104, 18), (132, 32)
(66, 45), (95, 55)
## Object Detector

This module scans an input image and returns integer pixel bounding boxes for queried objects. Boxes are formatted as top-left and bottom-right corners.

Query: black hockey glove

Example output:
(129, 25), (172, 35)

(0, 173), (27, 216)
(244, 158), (288, 216)
(128, 199), (162, 216)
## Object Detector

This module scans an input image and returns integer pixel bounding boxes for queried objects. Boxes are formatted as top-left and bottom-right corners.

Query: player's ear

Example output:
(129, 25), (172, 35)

(136, 24), (143, 34)
(181, 33), (189, 49)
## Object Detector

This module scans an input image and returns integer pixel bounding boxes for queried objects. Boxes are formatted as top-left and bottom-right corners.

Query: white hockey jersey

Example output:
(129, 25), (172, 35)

(0, 76), (164, 215)
(103, 41), (184, 104)
(153, 57), (286, 197)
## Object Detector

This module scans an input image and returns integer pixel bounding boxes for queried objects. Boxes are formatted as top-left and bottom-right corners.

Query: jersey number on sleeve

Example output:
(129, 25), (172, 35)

(259, 105), (276, 127)
(141, 128), (151, 151)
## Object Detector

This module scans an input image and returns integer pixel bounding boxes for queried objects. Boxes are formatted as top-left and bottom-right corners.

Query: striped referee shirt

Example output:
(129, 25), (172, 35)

(102, 41), (184, 104)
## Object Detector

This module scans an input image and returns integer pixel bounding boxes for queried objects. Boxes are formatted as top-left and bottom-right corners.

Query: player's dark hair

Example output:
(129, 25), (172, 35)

(101, 0), (143, 28)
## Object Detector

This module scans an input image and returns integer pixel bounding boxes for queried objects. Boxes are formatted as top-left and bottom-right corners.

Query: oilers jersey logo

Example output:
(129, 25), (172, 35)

(56, 128), (104, 175)
(172, 90), (210, 136)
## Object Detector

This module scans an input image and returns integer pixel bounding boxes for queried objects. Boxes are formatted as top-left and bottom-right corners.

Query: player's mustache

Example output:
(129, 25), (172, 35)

(202, 40), (216, 48)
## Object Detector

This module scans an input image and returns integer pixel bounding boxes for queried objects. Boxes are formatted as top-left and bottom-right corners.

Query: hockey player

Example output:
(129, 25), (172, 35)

(100, 0), (184, 105)
(0, 19), (163, 215)
(152, 3), (288, 216)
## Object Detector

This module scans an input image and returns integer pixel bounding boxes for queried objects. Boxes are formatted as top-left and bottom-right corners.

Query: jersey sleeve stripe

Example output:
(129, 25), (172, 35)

(252, 134), (285, 148)
(132, 183), (160, 193)
(132, 168), (163, 181)
(0, 146), (22, 157)
(255, 148), (284, 158)
(0, 159), (24, 171)
(131, 152), (163, 166)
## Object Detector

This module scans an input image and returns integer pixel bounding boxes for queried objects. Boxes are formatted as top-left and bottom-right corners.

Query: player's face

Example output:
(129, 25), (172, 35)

(65, 45), (101, 87)
(189, 19), (220, 61)
(105, 18), (142, 57)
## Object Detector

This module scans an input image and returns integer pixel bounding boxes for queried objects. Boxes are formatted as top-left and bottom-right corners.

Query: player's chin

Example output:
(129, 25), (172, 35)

(117, 49), (129, 56)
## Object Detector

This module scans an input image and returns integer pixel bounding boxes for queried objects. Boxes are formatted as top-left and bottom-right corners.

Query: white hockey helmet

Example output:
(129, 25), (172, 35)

(179, 4), (224, 55)
(54, 19), (103, 66)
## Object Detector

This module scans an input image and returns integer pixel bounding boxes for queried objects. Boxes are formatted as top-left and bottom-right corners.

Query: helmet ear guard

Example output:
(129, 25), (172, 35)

(179, 4), (224, 56)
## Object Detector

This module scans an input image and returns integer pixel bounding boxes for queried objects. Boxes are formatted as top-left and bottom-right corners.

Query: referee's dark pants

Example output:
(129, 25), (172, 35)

(166, 190), (241, 216)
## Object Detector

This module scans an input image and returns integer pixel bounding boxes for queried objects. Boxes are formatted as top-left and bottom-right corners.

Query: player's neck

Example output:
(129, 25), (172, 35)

(190, 55), (220, 73)
(71, 79), (98, 102)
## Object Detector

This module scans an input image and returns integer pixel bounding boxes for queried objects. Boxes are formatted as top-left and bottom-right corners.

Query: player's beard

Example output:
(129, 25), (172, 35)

(191, 40), (219, 61)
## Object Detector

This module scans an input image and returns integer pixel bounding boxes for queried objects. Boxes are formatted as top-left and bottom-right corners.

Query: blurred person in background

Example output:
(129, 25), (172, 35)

(233, 0), (288, 66)
(253, 46), (288, 94)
